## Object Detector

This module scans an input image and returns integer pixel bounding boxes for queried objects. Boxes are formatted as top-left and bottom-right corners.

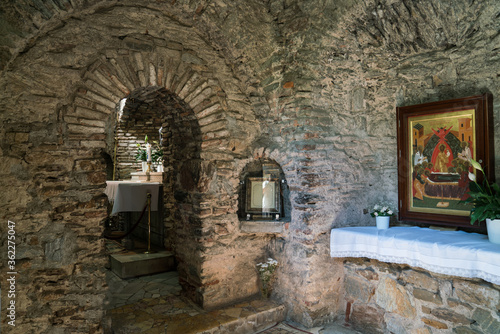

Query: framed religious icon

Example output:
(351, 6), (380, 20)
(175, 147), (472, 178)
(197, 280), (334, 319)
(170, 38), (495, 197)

(246, 177), (281, 214)
(397, 94), (494, 229)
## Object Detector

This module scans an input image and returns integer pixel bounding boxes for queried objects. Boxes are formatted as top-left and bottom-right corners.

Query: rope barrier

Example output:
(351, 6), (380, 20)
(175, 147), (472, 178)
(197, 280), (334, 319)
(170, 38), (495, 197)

(103, 203), (148, 240)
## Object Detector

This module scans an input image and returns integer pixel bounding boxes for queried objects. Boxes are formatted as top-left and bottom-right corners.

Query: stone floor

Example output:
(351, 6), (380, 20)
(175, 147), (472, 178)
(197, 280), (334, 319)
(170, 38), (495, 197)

(103, 268), (362, 334)
(103, 239), (361, 334)
(103, 269), (286, 333)
(103, 269), (361, 334)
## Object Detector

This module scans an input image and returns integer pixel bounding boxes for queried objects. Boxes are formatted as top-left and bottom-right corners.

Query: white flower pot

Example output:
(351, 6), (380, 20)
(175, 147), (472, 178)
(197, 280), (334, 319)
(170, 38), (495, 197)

(141, 161), (147, 172)
(376, 216), (390, 229)
(486, 219), (500, 244)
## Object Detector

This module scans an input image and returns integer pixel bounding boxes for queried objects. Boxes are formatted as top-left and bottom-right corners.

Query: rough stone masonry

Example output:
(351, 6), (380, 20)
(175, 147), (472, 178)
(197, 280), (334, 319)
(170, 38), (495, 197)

(0, 0), (499, 333)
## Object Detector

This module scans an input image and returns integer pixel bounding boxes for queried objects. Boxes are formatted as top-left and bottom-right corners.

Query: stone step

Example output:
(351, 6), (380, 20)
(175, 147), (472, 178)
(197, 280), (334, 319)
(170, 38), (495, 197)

(107, 296), (285, 333)
(109, 250), (175, 279)
(201, 299), (286, 334)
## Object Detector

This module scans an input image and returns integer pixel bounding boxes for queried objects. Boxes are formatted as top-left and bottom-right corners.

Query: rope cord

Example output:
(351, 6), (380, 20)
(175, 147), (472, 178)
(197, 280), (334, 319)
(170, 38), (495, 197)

(103, 203), (148, 240)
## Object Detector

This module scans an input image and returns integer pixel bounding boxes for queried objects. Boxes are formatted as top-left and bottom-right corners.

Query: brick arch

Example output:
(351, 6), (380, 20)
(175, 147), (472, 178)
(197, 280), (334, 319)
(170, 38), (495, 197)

(65, 49), (240, 306)
(73, 49), (226, 135)
(66, 48), (232, 185)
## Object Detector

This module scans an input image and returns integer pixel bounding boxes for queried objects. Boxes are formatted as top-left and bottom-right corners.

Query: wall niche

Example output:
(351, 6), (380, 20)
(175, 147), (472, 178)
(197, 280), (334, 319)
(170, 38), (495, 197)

(238, 159), (290, 233)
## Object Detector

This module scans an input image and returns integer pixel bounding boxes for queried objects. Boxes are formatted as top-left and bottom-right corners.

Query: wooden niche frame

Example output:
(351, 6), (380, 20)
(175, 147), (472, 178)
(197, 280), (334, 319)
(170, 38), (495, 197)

(397, 94), (494, 229)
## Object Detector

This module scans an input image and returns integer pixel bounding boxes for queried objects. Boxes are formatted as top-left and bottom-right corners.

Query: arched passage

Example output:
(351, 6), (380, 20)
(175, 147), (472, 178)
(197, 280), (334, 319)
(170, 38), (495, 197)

(64, 44), (263, 309)
(112, 85), (203, 252)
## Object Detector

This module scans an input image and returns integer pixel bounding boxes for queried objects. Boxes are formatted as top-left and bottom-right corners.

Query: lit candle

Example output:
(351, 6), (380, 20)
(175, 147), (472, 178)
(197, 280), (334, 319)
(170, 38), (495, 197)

(146, 143), (152, 162)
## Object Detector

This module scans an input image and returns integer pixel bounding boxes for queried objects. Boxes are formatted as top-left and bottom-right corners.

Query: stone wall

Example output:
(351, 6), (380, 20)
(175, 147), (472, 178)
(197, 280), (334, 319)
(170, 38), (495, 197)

(263, 0), (500, 326)
(0, 0), (499, 332)
(342, 258), (500, 334)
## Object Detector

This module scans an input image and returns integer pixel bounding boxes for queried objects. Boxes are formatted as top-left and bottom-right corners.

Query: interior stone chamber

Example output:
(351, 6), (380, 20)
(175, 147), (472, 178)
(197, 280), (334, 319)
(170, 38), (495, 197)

(0, 1), (499, 333)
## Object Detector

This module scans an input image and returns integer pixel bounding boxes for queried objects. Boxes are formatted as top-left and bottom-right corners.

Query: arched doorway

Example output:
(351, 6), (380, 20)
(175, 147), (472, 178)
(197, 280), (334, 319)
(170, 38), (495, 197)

(108, 86), (202, 254)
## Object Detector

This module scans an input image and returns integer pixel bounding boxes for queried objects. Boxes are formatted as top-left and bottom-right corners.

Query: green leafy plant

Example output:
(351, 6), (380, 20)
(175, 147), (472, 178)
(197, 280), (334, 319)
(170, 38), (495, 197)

(135, 135), (149, 161)
(464, 158), (500, 224)
(151, 141), (163, 163)
(135, 145), (147, 161)
(135, 135), (163, 163)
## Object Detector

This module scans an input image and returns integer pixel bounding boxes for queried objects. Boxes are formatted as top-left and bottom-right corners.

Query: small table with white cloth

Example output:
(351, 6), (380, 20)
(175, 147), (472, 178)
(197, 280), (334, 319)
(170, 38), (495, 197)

(104, 181), (161, 215)
(104, 181), (163, 248)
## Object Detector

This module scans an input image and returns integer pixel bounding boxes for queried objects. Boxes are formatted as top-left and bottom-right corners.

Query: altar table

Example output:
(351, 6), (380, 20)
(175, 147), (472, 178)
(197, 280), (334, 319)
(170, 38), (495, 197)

(330, 226), (500, 285)
(105, 181), (161, 215)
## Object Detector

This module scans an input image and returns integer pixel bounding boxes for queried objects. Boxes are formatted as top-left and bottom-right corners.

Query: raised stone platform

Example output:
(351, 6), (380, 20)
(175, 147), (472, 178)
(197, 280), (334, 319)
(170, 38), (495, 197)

(108, 296), (286, 334)
(110, 250), (175, 279)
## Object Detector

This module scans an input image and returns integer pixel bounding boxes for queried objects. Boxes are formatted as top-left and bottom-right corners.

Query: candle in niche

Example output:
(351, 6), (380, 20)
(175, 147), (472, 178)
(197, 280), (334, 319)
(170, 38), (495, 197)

(146, 143), (152, 162)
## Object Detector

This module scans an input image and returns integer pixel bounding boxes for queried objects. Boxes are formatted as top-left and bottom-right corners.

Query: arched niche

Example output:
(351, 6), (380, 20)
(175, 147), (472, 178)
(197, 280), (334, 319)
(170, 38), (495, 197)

(238, 159), (290, 232)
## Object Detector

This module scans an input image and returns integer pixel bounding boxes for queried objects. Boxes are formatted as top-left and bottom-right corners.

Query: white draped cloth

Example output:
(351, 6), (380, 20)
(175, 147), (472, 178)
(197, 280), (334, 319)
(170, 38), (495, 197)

(105, 181), (161, 215)
(330, 226), (500, 285)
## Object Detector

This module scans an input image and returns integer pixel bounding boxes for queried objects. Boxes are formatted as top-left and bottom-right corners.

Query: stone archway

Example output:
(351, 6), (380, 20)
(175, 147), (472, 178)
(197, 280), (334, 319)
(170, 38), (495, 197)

(65, 47), (259, 309)
(0, 3), (269, 330)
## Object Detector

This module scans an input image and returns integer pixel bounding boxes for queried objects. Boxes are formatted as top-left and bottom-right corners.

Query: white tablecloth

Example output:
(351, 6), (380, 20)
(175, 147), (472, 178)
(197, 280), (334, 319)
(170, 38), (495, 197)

(330, 226), (500, 285)
(105, 181), (161, 215)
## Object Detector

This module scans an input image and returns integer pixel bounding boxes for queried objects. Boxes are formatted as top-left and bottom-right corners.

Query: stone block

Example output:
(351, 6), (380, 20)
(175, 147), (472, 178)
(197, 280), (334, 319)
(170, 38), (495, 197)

(384, 313), (412, 334)
(422, 318), (448, 329)
(351, 87), (365, 111)
(413, 288), (442, 304)
(410, 328), (431, 334)
(431, 308), (470, 325)
(376, 277), (416, 319)
(471, 308), (500, 333)
(454, 326), (483, 334)
(356, 268), (379, 281)
(240, 221), (283, 233)
(401, 269), (439, 292)
(447, 298), (472, 310)
(454, 280), (500, 309)
(345, 276), (373, 303)
(110, 251), (175, 279)
(350, 304), (385, 334)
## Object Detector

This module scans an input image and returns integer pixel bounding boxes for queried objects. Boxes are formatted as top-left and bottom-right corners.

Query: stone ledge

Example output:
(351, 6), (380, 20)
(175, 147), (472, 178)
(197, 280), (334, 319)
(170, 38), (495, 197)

(331, 226), (500, 285)
(240, 221), (283, 233)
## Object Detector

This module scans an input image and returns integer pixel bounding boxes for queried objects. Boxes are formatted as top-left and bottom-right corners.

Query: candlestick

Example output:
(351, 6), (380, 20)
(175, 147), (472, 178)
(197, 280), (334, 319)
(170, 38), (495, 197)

(146, 143), (152, 162)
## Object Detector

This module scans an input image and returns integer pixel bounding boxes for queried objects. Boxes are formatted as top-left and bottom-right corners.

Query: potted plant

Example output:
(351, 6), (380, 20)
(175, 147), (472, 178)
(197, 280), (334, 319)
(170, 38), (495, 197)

(151, 141), (164, 172)
(464, 158), (500, 244)
(370, 204), (395, 229)
(256, 258), (278, 298)
(135, 135), (149, 172)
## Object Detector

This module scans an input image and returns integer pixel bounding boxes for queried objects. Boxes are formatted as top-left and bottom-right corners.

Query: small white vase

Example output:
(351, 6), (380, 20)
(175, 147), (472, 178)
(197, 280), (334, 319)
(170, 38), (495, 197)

(141, 161), (147, 172)
(376, 216), (390, 229)
(486, 219), (500, 244)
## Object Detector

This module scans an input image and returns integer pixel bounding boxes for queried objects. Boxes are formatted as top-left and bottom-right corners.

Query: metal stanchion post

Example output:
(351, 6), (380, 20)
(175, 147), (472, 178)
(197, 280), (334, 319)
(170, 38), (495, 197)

(144, 192), (156, 254)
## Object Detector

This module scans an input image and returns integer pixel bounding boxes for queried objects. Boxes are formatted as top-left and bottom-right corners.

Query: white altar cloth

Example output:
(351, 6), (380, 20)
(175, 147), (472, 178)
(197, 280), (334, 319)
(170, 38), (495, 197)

(105, 181), (161, 215)
(330, 226), (500, 285)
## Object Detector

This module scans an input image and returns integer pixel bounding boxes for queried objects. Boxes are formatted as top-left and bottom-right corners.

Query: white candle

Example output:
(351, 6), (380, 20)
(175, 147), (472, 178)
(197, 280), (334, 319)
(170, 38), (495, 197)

(146, 143), (152, 162)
